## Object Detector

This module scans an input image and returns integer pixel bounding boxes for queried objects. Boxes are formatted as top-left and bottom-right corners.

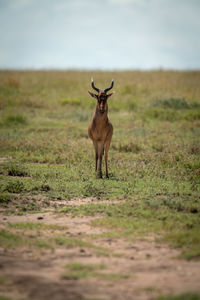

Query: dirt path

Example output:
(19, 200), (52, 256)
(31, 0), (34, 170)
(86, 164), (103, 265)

(0, 209), (200, 300)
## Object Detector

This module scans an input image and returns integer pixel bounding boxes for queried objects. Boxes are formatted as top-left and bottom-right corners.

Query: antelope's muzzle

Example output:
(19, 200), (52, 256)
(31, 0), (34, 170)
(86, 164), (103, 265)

(99, 103), (104, 113)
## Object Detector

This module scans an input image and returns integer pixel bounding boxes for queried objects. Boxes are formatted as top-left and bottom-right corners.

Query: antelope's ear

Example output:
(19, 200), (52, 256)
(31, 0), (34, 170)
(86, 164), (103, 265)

(107, 92), (114, 99)
(88, 91), (98, 99)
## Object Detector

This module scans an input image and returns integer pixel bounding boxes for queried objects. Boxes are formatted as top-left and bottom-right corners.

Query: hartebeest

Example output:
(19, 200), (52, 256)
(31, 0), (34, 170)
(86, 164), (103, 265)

(88, 78), (114, 178)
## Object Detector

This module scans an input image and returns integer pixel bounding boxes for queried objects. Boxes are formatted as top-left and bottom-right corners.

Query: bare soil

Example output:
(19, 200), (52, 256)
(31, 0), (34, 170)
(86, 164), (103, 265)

(0, 202), (200, 300)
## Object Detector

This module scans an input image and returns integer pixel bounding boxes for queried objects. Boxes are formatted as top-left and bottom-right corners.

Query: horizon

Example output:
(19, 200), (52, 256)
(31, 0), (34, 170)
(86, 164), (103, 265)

(1, 68), (200, 72)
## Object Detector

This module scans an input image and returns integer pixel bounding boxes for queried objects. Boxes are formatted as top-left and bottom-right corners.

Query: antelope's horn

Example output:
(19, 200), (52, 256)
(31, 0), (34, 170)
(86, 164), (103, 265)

(91, 78), (100, 93)
(104, 79), (114, 93)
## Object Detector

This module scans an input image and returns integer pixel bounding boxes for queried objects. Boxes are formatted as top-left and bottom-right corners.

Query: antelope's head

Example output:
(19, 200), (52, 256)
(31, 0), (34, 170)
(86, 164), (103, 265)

(88, 78), (114, 114)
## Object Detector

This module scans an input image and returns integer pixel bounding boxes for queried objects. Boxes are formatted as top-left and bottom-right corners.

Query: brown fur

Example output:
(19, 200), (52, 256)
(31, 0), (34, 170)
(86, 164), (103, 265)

(88, 86), (114, 178)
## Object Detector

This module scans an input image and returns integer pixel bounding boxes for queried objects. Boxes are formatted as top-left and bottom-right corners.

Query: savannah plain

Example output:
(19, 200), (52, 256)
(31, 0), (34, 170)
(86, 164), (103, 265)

(0, 70), (200, 300)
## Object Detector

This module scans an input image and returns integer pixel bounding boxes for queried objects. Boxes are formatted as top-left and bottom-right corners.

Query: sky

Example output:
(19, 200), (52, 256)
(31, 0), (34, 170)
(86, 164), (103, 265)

(0, 0), (200, 70)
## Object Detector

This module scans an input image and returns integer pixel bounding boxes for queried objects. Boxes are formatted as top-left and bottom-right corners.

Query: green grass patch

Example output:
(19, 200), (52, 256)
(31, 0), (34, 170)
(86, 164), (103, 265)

(153, 98), (200, 110)
(53, 235), (109, 255)
(2, 162), (29, 177)
(53, 235), (93, 248)
(0, 228), (53, 249)
(7, 222), (66, 231)
(0, 193), (11, 206)
(0, 229), (23, 248)
(155, 292), (200, 300)
(61, 97), (81, 106)
(3, 180), (24, 193)
(64, 262), (105, 279)
(0, 228), (109, 253)
(0, 276), (5, 285)
(97, 273), (130, 279)
(59, 203), (113, 216)
(63, 262), (129, 280)
(1, 113), (28, 126)
(0, 296), (14, 300)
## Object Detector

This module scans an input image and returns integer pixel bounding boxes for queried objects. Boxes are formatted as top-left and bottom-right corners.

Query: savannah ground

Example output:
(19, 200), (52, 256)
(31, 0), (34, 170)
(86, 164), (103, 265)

(0, 70), (200, 300)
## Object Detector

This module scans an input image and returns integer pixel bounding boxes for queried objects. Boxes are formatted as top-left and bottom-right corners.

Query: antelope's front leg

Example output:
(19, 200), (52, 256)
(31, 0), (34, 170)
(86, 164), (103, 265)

(104, 138), (111, 179)
(93, 141), (98, 172)
(97, 142), (104, 178)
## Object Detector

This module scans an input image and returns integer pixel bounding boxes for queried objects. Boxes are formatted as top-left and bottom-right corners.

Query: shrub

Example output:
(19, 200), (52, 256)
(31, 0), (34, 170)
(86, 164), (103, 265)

(145, 107), (179, 121)
(0, 193), (11, 206)
(184, 111), (200, 120)
(153, 98), (193, 109)
(2, 114), (27, 126)
(5, 162), (29, 177)
(4, 181), (24, 193)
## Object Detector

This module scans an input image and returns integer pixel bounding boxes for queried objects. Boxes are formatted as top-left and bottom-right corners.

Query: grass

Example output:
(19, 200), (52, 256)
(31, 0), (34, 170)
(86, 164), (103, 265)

(59, 200), (200, 259)
(0, 228), (54, 249)
(0, 193), (11, 206)
(0, 277), (5, 285)
(97, 273), (130, 279)
(155, 293), (200, 300)
(7, 222), (66, 230)
(152, 98), (200, 110)
(1, 113), (28, 127)
(0, 296), (14, 300)
(0, 227), (68, 250)
(0, 229), (23, 248)
(2, 162), (29, 177)
(0, 225), (110, 255)
(63, 262), (129, 280)
(54, 235), (94, 248)
(53, 235), (110, 256)
(0, 70), (200, 259)
(3, 180), (24, 193)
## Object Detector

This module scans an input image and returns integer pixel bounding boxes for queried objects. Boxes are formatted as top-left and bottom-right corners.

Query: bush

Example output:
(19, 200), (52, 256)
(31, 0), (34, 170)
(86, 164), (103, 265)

(145, 107), (179, 121)
(184, 111), (200, 120)
(4, 181), (24, 193)
(153, 98), (199, 110)
(0, 193), (11, 206)
(2, 114), (27, 126)
(5, 162), (29, 177)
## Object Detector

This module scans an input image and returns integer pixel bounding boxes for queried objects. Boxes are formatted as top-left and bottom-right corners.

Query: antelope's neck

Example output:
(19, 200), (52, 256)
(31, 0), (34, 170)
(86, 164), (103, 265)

(94, 109), (108, 123)
(93, 109), (108, 129)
